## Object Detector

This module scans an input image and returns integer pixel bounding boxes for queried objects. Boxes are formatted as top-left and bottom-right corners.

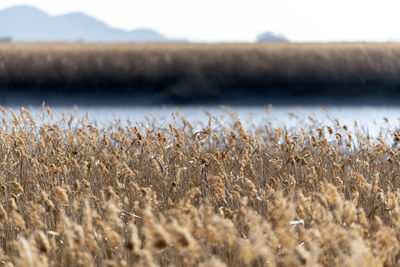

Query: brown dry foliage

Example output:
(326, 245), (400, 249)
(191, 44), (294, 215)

(0, 105), (398, 266)
(2, 42), (400, 82)
(3, 43), (400, 104)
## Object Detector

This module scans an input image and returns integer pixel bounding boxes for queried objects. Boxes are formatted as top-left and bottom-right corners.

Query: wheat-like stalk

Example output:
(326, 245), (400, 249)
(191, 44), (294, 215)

(0, 106), (397, 266)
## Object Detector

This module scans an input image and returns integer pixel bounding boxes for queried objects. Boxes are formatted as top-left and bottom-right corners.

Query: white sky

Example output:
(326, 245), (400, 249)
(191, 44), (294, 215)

(0, 0), (399, 42)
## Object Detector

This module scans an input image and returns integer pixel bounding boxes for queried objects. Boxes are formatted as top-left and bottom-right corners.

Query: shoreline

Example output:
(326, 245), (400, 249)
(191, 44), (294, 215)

(0, 91), (399, 107)
(2, 42), (400, 105)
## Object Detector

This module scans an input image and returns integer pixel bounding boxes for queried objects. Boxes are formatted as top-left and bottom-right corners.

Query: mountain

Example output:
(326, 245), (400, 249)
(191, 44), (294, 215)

(0, 5), (169, 42)
(257, 31), (289, 42)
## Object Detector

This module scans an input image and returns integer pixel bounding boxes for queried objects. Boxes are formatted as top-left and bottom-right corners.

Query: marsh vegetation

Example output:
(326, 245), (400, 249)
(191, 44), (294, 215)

(0, 106), (398, 266)
(2, 43), (400, 104)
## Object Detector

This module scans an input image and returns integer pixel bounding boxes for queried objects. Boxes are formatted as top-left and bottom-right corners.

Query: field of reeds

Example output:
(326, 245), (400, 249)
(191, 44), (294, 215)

(0, 105), (399, 266)
(2, 43), (400, 104)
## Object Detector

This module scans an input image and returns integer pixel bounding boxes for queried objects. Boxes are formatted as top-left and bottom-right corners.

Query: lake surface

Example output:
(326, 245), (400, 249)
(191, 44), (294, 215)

(7, 105), (400, 138)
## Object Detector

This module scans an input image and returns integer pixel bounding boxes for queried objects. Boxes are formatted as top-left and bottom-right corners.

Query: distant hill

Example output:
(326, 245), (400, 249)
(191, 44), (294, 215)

(0, 37), (11, 42)
(257, 31), (289, 42)
(0, 5), (172, 42)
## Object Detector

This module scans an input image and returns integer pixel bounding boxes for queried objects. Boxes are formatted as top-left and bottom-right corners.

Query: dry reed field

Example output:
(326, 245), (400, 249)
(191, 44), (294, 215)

(0, 105), (398, 266)
(2, 42), (400, 80)
(2, 43), (400, 102)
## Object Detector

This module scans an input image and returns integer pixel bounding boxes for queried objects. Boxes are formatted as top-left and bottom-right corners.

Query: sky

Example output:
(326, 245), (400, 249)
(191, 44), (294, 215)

(0, 0), (400, 42)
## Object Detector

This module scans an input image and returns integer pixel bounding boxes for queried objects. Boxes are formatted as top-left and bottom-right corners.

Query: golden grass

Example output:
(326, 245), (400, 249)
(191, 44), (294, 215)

(2, 43), (400, 102)
(0, 105), (398, 266)
(2, 42), (400, 79)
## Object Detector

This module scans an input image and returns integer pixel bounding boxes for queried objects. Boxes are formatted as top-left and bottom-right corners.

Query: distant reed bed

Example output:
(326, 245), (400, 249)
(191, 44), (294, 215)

(0, 106), (398, 266)
(1, 43), (400, 103)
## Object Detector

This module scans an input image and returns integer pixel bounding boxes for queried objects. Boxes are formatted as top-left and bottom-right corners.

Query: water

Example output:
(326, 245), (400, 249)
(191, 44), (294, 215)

(8, 105), (400, 138)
